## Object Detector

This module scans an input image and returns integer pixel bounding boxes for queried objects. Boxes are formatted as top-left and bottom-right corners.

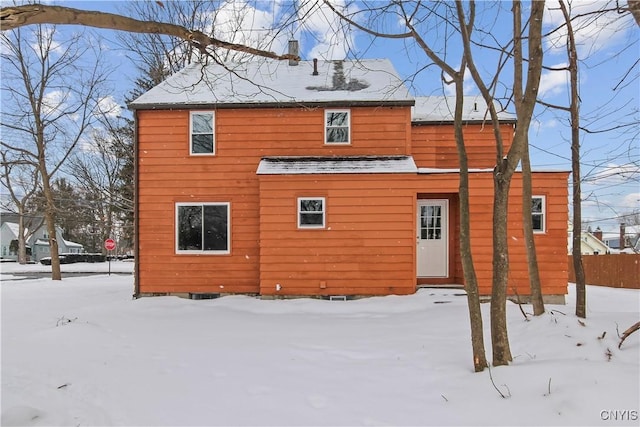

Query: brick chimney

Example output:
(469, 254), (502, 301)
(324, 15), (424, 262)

(593, 227), (603, 242)
(288, 40), (299, 66)
(620, 223), (626, 249)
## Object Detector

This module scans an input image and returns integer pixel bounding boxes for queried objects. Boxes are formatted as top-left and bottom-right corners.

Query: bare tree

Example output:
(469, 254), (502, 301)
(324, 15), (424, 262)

(454, 0), (546, 366)
(559, 0), (587, 319)
(325, 0), (488, 372)
(0, 150), (43, 263)
(537, 1), (637, 317)
(1, 25), (111, 280)
(67, 118), (132, 255)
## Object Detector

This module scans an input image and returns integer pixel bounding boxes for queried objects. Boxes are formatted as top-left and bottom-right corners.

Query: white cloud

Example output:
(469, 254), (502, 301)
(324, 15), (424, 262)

(442, 68), (476, 96)
(297, 0), (355, 60)
(41, 90), (68, 117)
(95, 96), (122, 118)
(584, 163), (640, 185)
(538, 62), (569, 98)
(543, 1), (635, 57)
(620, 192), (640, 210)
(31, 26), (64, 57)
(211, 1), (286, 61)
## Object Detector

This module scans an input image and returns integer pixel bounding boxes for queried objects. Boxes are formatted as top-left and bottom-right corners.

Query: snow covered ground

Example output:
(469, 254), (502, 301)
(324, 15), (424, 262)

(1, 263), (638, 426)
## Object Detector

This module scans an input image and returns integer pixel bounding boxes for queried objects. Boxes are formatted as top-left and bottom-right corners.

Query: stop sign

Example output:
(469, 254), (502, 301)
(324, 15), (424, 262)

(104, 238), (116, 251)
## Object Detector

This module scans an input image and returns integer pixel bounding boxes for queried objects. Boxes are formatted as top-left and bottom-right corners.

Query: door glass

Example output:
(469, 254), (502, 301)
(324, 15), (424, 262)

(420, 204), (442, 240)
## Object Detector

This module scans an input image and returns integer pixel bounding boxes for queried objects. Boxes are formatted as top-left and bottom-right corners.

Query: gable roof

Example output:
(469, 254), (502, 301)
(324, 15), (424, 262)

(129, 59), (414, 109)
(3, 222), (28, 238)
(412, 96), (516, 123)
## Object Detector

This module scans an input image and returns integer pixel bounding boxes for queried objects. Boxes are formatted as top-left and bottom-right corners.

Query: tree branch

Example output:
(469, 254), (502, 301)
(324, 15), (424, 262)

(0, 4), (298, 61)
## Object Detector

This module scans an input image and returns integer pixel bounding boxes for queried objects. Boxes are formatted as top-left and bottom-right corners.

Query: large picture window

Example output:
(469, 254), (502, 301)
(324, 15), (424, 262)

(176, 203), (230, 253)
(325, 110), (350, 144)
(532, 196), (545, 233)
(298, 197), (325, 228)
(190, 111), (215, 155)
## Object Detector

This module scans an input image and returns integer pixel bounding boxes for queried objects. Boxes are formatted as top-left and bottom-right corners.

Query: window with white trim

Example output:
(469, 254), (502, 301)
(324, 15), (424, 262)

(176, 202), (230, 253)
(298, 197), (325, 228)
(532, 196), (545, 233)
(190, 111), (215, 155)
(325, 110), (350, 144)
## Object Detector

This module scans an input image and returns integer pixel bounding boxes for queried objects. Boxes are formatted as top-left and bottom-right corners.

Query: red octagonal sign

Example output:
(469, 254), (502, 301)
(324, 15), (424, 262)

(104, 238), (116, 251)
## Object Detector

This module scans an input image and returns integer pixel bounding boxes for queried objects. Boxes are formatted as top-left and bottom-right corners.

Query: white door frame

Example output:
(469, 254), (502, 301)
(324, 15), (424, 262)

(416, 199), (449, 278)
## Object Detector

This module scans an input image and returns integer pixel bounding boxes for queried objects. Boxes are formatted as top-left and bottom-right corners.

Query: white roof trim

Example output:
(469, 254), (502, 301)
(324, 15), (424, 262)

(418, 168), (494, 174)
(257, 156), (418, 175)
(418, 167), (569, 174)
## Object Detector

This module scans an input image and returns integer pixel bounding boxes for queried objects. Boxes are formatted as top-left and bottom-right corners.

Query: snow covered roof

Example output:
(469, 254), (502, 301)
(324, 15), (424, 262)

(129, 59), (413, 109)
(63, 239), (83, 248)
(257, 156), (418, 175)
(3, 222), (28, 238)
(412, 96), (516, 123)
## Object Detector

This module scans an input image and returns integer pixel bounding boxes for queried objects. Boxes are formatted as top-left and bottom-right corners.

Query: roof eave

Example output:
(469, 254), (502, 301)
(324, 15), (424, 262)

(411, 118), (517, 125)
(128, 99), (415, 111)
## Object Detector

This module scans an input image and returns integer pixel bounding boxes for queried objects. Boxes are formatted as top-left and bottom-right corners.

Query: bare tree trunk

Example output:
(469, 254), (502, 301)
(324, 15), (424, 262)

(558, 0), (586, 318)
(513, 0), (544, 316)
(490, 169), (513, 365)
(17, 206), (28, 264)
(454, 86), (488, 372)
(39, 155), (62, 280)
(521, 136), (545, 315)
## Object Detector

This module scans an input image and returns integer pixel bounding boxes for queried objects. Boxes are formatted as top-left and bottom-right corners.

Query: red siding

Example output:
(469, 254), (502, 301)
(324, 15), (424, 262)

(412, 123), (514, 169)
(136, 107), (411, 294)
(136, 106), (568, 298)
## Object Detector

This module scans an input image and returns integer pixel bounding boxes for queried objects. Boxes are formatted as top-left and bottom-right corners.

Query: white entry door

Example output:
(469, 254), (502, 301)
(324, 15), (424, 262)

(417, 200), (448, 278)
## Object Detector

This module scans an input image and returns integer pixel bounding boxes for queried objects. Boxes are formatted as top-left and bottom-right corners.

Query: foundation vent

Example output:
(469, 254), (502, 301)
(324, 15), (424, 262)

(189, 293), (220, 300)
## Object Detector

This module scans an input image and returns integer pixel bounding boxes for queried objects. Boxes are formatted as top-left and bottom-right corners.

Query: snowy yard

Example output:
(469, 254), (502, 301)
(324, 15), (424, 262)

(1, 263), (638, 426)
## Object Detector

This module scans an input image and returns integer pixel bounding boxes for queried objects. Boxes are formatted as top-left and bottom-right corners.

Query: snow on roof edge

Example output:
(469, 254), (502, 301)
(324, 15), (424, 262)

(257, 156), (418, 175)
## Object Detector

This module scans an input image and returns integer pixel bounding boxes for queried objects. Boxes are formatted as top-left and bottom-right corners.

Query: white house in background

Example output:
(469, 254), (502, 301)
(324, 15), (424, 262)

(0, 219), (84, 262)
(567, 224), (613, 255)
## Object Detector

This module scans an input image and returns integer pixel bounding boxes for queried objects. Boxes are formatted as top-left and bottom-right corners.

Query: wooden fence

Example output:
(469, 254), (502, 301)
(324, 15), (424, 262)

(568, 254), (640, 289)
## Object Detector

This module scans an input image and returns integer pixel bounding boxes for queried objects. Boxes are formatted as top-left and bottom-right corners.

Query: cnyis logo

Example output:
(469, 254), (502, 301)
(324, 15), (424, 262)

(600, 410), (639, 421)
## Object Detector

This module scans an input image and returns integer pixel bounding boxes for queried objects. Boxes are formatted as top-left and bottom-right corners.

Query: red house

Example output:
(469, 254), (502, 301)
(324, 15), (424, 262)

(129, 58), (569, 302)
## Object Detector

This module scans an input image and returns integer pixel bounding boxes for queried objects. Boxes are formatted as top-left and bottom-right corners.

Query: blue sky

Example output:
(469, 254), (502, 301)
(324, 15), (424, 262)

(19, 0), (640, 238)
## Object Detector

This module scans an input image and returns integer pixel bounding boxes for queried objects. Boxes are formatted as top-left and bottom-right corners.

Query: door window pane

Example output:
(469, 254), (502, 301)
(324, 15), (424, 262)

(420, 204), (442, 240)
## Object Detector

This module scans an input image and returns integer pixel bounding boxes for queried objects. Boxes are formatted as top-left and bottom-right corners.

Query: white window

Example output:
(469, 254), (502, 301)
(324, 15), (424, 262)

(176, 202), (230, 254)
(190, 111), (215, 155)
(325, 110), (350, 144)
(532, 196), (545, 233)
(298, 197), (325, 229)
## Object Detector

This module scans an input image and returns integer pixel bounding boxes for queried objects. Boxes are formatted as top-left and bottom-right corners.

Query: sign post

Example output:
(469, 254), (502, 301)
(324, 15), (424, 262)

(104, 238), (116, 276)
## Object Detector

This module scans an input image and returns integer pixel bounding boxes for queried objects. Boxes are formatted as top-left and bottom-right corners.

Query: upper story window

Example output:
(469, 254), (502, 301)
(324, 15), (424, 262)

(325, 110), (350, 144)
(298, 197), (325, 229)
(532, 195), (545, 233)
(176, 202), (230, 254)
(190, 111), (215, 155)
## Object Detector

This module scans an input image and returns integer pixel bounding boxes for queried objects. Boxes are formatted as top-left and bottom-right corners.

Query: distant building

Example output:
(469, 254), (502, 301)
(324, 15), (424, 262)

(0, 213), (84, 262)
(567, 225), (612, 255)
